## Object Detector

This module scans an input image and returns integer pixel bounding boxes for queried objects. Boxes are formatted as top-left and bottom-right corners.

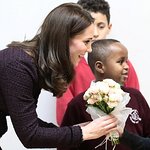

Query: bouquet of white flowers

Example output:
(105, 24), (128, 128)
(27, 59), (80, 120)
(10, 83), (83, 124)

(83, 79), (133, 150)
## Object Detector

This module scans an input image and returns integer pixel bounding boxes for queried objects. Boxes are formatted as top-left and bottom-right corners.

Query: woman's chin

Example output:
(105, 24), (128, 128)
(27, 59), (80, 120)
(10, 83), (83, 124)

(73, 58), (81, 67)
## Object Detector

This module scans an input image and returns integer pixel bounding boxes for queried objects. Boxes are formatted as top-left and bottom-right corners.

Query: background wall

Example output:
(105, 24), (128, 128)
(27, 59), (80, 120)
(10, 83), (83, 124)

(0, 0), (150, 149)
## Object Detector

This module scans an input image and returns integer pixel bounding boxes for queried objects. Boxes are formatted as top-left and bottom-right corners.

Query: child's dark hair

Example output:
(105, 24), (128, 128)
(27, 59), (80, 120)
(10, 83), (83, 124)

(88, 39), (120, 73)
(77, 0), (110, 24)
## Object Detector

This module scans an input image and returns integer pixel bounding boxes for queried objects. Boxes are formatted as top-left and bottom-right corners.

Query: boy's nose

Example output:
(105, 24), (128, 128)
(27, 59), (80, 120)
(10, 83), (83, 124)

(93, 27), (99, 39)
(124, 62), (129, 70)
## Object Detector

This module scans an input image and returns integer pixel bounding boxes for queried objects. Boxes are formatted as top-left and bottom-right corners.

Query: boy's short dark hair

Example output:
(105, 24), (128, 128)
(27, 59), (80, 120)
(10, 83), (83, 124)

(77, 0), (110, 23)
(88, 39), (120, 73)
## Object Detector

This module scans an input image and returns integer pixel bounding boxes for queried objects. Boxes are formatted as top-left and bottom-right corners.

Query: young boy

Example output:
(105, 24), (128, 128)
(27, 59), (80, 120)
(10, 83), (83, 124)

(56, 0), (139, 126)
(60, 39), (150, 150)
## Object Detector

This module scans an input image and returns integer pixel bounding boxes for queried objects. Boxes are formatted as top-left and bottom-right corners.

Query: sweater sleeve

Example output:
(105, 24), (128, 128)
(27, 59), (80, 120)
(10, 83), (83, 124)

(120, 130), (150, 150)
(1, 53), (82, 148)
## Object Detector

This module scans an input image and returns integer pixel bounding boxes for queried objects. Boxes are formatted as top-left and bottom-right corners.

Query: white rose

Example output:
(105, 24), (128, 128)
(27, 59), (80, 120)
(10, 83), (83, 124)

(108, 93), (123, 102)
(103, 78), (120, 88)
(95, 81), (109, 94)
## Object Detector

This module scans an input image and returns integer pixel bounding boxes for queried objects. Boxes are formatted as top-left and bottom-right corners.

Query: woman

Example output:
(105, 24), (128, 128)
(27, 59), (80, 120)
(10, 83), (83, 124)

(0, 3), (117, 149)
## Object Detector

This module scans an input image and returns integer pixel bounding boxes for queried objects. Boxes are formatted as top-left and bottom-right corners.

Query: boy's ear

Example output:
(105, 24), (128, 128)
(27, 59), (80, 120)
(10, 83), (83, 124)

(95, 61), (104, 73)
(108, 23), (112, 30)
(107, 23), (112, 35)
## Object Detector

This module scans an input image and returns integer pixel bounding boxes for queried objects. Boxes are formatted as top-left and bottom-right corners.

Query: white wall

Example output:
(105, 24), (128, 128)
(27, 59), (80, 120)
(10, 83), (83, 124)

(108, 0), (150, 105)
(0, 0), (150, 149)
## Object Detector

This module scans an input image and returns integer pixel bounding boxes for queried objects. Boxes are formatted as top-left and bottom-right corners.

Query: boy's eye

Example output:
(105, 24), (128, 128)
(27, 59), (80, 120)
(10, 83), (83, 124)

(98, 25), (105, 29)
(97, 23), (105, 29)
(117, 59), (124, 64)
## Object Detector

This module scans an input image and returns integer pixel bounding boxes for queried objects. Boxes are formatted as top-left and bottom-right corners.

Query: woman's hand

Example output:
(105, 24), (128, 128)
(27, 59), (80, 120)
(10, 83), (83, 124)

(116, 125), (124, 137)
(81, 115), (117, 141)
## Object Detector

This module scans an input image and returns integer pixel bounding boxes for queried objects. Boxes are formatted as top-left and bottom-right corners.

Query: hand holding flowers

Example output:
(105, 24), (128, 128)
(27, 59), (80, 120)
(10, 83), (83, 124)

(83, 79), (133, 149)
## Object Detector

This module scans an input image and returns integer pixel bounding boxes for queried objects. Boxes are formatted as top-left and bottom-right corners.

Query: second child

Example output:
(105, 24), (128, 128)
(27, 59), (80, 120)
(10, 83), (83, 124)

(60, 39), (150, 150)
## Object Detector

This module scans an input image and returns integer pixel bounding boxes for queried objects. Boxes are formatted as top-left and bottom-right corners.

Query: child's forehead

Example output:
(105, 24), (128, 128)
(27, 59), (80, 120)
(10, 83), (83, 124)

(109, 42), (123, 49)
(91, 12), (108, 22)
(108, 43), (128, 55)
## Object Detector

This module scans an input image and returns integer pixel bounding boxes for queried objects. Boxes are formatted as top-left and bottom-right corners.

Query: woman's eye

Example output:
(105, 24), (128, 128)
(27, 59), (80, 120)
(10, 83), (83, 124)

(83, 40), (90, 45)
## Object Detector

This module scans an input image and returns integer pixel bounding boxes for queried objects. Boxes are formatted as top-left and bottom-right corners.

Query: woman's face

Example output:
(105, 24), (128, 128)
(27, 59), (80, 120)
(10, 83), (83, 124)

(69, 24), (94, 67)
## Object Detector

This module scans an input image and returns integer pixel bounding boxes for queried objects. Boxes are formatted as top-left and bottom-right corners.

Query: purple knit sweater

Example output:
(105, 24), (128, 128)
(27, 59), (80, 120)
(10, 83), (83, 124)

(0, 47), (82, 148)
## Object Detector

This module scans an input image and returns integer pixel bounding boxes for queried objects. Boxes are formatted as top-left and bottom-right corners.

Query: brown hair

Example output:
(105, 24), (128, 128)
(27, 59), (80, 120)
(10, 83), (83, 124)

(8, 3), (94, 97)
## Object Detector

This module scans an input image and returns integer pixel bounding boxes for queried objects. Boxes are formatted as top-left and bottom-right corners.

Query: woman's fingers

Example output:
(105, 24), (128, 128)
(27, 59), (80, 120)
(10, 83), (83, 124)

(81, 115), (118, 141)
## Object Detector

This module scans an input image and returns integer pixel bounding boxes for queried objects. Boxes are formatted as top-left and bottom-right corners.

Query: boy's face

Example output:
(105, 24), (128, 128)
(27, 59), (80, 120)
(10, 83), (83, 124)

(90, 12), (112, 41)
(103, 43), (129, 85)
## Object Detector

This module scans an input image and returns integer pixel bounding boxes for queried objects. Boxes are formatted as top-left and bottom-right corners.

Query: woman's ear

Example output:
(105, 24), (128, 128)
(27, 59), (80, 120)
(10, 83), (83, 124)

(95, 61), (104, 73)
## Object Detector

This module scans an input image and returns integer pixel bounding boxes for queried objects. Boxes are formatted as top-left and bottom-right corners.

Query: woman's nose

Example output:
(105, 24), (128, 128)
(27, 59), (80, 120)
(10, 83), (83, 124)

(87, 48), (92, 53)
(86, 43), (92, 53)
